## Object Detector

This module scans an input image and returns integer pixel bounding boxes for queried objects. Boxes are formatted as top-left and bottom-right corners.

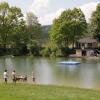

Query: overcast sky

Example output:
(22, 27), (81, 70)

(0, 0), (99, 25)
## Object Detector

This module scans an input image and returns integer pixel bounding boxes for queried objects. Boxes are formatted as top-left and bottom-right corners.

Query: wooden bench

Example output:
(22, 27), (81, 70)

(15, 75), (27, 82)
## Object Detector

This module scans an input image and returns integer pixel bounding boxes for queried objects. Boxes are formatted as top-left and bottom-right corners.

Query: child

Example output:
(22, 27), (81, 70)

(3, 70), (8, 83)
(11, 70), (16, 83)
(32, 72), (35, 82)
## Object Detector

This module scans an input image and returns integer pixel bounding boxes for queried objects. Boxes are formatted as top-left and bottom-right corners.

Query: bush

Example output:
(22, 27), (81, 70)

(61, 48), (76, 57)
(40, 47), (51, 57)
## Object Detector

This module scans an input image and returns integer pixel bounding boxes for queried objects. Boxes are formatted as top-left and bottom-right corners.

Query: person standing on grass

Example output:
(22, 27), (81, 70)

(11, 70), (16, 83)
(32, 72), (35, 82)
(3, 69), (8, 83)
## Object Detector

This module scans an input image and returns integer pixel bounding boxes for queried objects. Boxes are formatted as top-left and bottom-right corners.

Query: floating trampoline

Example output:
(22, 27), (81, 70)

(59, 61), (81, 65)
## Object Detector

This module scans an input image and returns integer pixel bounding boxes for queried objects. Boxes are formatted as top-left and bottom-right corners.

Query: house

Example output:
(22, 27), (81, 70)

(75, 37), (98, 56)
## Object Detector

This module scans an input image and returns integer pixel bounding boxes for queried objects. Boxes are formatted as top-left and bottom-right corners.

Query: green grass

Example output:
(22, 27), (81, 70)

(0, 83), (100, 100)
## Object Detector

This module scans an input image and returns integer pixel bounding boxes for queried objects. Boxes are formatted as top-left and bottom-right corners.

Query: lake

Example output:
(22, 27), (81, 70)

(0, 56), (100, 90)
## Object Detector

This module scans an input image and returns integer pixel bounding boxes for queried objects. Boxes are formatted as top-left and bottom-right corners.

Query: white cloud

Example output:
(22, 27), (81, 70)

(30, 0), (50, 16)
(30, 0), (65, 25)
(55, 8), (65, 18)
(39, 8), (65, 25)
(0, 0), (7, 2)
(42, 2), (99, 25)
(80, 2), (98, 22)
(30, 1), (99, 25)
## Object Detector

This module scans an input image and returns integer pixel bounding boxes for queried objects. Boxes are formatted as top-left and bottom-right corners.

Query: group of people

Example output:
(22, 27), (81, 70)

(3, 69), (16, 83)
(3, 69), (35, 83)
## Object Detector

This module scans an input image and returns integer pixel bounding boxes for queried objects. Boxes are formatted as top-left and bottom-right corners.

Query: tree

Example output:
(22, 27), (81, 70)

(8, 6), (29, 55)
(0, 2), (9, 49)
(90, 3), (100, 42)
(0, 2), (28, 55)
(8, 7), (27, 44)
(26, 12), (42, 55)
(49, 8), (87, 48)
(0, 2), (43, 56)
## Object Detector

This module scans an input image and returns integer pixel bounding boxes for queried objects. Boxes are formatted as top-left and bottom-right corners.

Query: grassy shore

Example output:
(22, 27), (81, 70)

(0, 83), (100, 100)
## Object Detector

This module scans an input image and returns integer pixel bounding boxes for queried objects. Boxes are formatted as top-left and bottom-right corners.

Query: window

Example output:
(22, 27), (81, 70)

(88, 43), (92, 48)
(82, 43), (84, 46)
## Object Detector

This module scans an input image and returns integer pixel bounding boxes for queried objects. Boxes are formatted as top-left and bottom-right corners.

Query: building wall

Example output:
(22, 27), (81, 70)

(76, 42), (97, 49)
(76, 49), (95, 57)
(92, 42), (97, 48)
(76, 49), (82, 56)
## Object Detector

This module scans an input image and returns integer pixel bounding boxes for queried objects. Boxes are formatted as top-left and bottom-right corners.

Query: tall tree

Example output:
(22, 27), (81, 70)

(49, 8), (87, 48)
(8, 6), (28, 55)
(0, 2), (9, 49)
(26, 12), (42, 55)
(90, 3), (100, 42)
(8, 7), (27, 45)
(0, 2), (28, 55)
(0, 2), (26, 47)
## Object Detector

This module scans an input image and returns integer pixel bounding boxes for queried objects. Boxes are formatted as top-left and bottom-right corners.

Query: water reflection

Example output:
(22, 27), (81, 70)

(34, 59), (53, 84)
(79, 65), (95, 88)
(0, 56), (100, 89)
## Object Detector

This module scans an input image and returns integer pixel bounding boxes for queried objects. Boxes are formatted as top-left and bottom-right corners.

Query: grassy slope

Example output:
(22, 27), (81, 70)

(0, 83), (100, 100)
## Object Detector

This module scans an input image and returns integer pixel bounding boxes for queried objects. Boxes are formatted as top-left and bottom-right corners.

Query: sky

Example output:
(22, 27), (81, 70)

(0, 0), (99, 25)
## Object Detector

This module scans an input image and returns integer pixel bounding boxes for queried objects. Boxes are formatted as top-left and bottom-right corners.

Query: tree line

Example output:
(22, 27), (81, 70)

(0, 2), (42, 56)
(47, 3), (100, 57)
(0, 2), (100, 56)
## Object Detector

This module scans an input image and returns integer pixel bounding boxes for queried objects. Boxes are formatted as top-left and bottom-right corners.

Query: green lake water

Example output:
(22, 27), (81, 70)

(0, 56), (100, 90)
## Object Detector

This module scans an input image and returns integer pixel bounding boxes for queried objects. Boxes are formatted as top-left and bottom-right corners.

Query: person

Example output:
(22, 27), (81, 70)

(11, 70), (16, 83)
(32, 72), (35, 82)
(3, 69), (8, 83)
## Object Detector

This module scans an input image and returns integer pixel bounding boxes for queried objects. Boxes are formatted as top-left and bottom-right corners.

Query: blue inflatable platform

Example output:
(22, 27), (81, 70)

(59, 61), (80, 65)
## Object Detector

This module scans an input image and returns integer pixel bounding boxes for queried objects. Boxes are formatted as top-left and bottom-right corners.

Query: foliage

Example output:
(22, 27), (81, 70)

(0, 2), (42, 56)
(41, 47), (51, 57)
(41, 41), (55, 57)
(0, 2), (10, 48)
(0, 2), (27, 55)
(61, 48), (76, 56)
(49, 8), (87, 48)
(26, 12), (42, 55)
(41, 25), (51, 46)
(90, 3), (100, 42)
